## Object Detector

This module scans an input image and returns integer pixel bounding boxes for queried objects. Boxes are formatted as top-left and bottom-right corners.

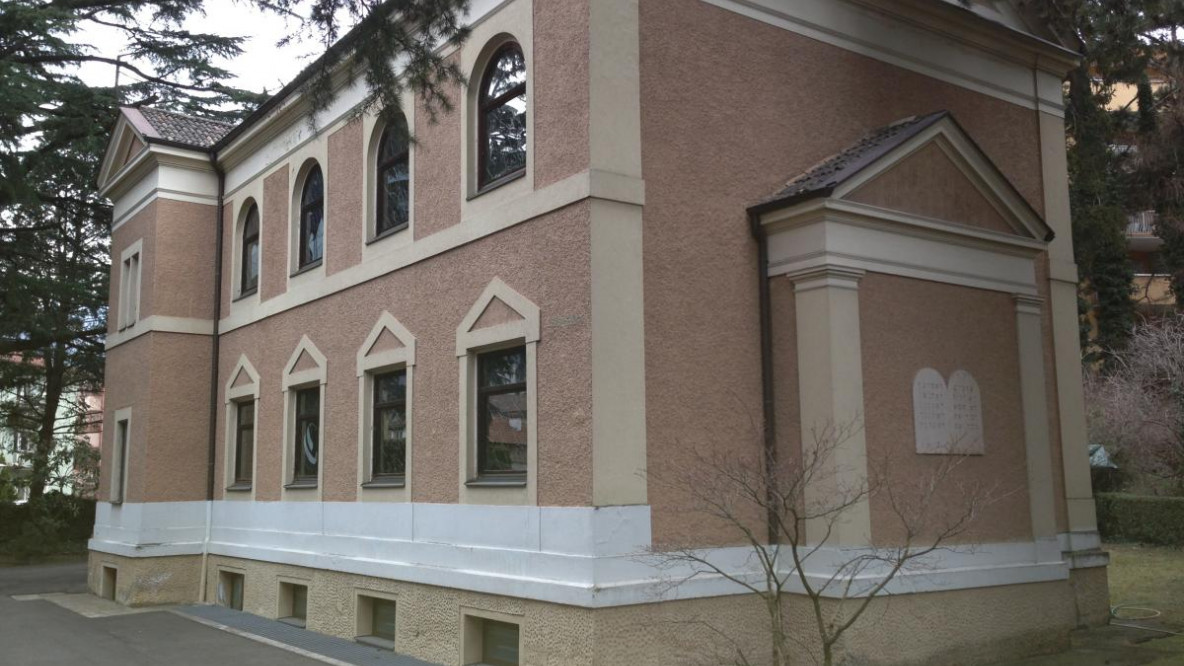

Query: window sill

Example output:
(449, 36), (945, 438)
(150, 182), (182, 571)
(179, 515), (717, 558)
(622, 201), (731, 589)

(290, 260), (323, 278)
(225, 483), (252, 493)
(366, 223), (409, 246)
(284, 480), (318, 490)
(355, 635), (395, 651)
(465, 476), (527, 488)
(468, 169), (525, 201)
(232, 288), (257, 303)
(361, 478), (406, 489)
(278, 617), (306, 629)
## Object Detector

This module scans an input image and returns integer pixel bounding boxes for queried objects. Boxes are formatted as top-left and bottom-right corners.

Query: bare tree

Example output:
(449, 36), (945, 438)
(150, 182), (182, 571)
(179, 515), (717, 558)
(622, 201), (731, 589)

(643, 419), (1002, 666)
(1087, 314), (1184, 494)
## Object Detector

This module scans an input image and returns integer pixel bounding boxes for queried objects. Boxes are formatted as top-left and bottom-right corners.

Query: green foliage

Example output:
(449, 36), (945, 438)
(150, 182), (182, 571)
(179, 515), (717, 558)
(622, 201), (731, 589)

(1096, 492), (1184, 547)
(0, 493), (95, 562)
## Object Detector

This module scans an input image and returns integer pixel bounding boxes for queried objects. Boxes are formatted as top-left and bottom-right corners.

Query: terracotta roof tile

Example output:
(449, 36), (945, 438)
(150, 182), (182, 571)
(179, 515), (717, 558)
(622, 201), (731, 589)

(133, 107), (236, 149)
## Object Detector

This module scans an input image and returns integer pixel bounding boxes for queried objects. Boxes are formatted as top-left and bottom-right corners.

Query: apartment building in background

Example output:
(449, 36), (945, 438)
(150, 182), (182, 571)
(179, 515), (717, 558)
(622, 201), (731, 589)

(89, 1), (1110, 663)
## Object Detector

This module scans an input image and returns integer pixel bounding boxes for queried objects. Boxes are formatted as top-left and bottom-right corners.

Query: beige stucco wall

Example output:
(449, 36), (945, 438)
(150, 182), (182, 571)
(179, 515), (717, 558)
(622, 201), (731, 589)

(78, 552), (1073, 665)
(532, 0), (589, 189)
(859, 274), (1033, 544)
(637, 0), (1052, 544)
(100, 336), (150, 502)
(214, 202), (593, 504)
(87, 551), (202, 607)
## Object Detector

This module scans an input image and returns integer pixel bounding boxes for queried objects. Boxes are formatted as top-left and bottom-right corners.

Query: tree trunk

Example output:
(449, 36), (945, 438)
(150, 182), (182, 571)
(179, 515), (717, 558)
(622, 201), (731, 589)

(27, 344), (65, 500)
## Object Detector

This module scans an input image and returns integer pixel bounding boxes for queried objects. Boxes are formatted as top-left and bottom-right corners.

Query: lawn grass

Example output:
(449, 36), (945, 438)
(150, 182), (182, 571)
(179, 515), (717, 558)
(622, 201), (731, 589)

(1106, 542), (1184, 630)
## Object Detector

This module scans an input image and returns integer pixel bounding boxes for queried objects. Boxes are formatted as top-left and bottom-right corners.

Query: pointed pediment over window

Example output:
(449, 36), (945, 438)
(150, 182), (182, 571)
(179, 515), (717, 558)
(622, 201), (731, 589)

(226, 354), (260, 401)
(284, 335), (327, 389)
(456, 278), (540, 356)
(357, 312), (416, 375)
(749, 111), (1053, 243)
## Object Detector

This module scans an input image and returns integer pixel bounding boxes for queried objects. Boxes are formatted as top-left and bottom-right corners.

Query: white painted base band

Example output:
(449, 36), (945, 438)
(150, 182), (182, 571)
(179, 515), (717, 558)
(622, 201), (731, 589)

(90, 501), (1080, 608)
(1057, 530), (1109, 569)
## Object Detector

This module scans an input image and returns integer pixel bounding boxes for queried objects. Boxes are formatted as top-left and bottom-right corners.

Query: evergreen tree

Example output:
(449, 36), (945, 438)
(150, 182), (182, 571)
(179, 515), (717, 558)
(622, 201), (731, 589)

(1, 0), (470, 499)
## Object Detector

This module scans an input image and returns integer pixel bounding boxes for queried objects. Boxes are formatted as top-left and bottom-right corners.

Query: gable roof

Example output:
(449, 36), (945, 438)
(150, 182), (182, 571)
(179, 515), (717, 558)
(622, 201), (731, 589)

(124, 106), (236, 150)
(752, 111), (948, 212)
(749, 110), (1052, 242)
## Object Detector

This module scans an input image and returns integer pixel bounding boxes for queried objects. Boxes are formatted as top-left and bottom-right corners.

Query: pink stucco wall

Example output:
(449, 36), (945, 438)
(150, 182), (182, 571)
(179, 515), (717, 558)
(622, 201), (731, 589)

(637, 0), (1055, 544)
(215, 202), (593, 504)
(327, 119), (364, 275)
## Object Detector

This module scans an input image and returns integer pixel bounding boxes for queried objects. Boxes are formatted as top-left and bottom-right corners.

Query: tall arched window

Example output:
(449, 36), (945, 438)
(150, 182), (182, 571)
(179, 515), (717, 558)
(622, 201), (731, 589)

(299, 164), (324, 269)
(240, 204), (260, 295)
(477, 42), (526, 190)
(376, 120), (409, 236)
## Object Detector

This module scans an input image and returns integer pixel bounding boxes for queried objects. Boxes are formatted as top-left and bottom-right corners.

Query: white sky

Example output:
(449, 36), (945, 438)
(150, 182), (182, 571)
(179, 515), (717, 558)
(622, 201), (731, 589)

(74, 0), (330, 98)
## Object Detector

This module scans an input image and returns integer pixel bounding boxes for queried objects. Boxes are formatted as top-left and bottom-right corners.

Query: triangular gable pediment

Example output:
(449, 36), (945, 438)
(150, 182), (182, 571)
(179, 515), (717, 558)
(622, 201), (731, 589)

(283, 335), (327, 388)
(830, 116), (1051, 242)
(225, 354), (260, 400)
(357, 312), (416, 375)
(751, 112), (1052, 244)
(472, 297), (525, 331)
(291, 350), (320, 374)
(97, 109), (151, 192)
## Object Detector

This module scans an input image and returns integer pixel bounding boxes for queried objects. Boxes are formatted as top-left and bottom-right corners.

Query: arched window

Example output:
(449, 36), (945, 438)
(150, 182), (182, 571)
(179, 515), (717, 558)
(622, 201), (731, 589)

(477, 42), (526, 190)
(299, 164), (324, 268)
(240, 204), (260, 295)
(376, 120), (410, 236)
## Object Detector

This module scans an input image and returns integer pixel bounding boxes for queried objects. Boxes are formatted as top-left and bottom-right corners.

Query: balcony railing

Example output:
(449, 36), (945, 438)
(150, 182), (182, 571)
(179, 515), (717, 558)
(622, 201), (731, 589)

(1128, 210), (1158, 236)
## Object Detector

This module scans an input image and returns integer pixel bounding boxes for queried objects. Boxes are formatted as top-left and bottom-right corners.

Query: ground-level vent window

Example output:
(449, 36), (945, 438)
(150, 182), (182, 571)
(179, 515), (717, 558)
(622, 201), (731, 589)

(279, 582), (308, 627)
(356, 595), (397, 650)
(218, 571), (244, 611)
(481, 619), (519, 666)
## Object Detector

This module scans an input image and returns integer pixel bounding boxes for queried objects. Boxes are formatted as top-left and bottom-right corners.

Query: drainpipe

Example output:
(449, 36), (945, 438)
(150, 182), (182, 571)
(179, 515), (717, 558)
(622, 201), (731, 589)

(200, 152), (226, 603)
(749, 211), (778, 545)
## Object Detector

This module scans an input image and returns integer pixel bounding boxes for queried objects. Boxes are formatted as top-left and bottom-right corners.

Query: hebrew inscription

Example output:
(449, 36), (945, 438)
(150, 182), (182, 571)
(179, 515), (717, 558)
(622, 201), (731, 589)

(913, 368), (984, 455)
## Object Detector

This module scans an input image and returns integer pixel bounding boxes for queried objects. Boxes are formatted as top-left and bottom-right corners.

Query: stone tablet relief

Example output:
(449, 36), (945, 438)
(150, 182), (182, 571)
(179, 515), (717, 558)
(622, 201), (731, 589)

(912, 368), (984, 455)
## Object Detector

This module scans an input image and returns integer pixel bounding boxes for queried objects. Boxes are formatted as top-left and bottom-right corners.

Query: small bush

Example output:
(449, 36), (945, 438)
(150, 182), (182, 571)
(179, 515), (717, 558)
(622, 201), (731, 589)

(0, 493), (95, 562)
(1096, 493), (1184, 547)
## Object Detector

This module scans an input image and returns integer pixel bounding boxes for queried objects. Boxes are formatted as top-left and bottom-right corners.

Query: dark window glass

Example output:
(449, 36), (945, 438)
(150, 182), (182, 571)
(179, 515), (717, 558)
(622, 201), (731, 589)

(372, 370), (407, 479)
(481, 619), (520, 666)
(476, 347), (527, 477)
(291, 585), (307, 620)
(240, 205), (260, 294)
(293, 388), (319, 483)
(477, 43), (526, 189)
(299, 165), (324, 268)
(114, 419), (129, 502)
(376, 121), (409, 237)
(372, 599), (396, 641)
(234, 401), (255, 485)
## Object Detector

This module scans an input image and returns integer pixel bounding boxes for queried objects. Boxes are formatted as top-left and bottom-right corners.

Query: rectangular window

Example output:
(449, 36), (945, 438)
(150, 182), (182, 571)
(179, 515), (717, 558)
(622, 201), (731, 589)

(292, 388), (320, 484)
(118, 248), (142, 330)
(279, 582), (308, 627)
(476, 347), (527, 478)
(371, 370), (407, 480)
(219, 571), (244, 611)
(113, 419), (129, 503)
(234, 402), (255, 486)
(356, 594), (397, 648)
(481, 619), (520, 666)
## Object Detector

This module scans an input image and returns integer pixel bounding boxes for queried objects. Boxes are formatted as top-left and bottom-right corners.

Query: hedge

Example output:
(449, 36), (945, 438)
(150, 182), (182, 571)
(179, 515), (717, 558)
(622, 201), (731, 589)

(0, 493), (95, 561)
(1095, 493), (1184, 547)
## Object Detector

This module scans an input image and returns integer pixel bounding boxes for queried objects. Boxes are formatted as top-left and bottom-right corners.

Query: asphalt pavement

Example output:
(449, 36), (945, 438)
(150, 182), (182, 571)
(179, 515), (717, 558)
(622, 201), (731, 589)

(0, 559), (327, 666)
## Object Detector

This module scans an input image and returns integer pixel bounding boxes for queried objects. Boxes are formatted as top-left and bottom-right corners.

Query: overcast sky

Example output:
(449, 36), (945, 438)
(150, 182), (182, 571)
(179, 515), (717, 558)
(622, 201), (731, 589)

(75, 0), (325, 98)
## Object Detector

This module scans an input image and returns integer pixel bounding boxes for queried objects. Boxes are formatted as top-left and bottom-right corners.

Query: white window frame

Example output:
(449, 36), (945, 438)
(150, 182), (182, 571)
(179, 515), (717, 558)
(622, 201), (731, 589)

(110, 406), (132, 504)
(356, 312), (416, 502)
(456, 278), (539, 506)
(362, 97), (415, 263)
(282, 335), (327, 501)
(233, 198), (262, 301)
(460, 3), (534, 211)
(224, 354), (260, 500)
(288, 155), (329, 283)
(118, 239), (143, 331)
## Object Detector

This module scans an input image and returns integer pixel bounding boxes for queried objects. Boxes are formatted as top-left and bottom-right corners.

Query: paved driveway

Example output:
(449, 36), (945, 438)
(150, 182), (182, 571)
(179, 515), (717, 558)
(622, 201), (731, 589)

(0, 560), (326, 666)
